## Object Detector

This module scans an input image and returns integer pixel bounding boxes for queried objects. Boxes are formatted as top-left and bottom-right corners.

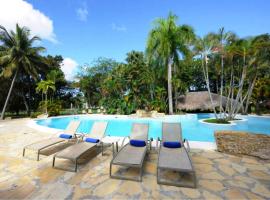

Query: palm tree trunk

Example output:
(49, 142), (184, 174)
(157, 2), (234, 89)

(168, 59), (173, 114)
(219, 55), (224, 118)
(244, 73), (257, 114)
(22, 93), (29, 115)
(202, 55), (218, 119)
(1, 68), (19, 120)
(45, 93), (48, 114)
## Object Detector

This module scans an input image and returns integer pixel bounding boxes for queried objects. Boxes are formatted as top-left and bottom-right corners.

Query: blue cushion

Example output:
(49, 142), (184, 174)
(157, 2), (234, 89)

(163, 141), (181, 148)
(59, 134), (72, 139)
(85, 138), (100, 143)
(130, 139), (146, 147)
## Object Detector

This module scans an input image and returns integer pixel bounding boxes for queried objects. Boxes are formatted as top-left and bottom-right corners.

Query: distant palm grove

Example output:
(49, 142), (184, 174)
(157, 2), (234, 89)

(0, 13), (270, 119)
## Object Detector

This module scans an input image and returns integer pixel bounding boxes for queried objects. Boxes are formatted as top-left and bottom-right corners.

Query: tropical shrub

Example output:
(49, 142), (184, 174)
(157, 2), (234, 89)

(38, 100), (62, 116)
(47, 100), (62, 116)
(30, 112), (43, 118)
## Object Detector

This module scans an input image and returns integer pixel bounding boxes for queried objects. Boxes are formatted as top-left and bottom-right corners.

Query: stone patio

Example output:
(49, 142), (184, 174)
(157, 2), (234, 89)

(0, 118), (270, 199)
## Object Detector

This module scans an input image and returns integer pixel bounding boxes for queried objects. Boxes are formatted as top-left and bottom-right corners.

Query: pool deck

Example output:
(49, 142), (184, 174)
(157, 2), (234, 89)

(0, 118), (270, 199)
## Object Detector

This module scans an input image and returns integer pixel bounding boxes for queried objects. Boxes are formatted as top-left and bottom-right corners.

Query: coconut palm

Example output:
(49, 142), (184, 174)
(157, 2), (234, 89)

(195, 35), (218, 118)
(0, 24), (47, 119)
(208, 28), (235, 115)
(36, 80), (56, 114)
(146, 12), (194, 114)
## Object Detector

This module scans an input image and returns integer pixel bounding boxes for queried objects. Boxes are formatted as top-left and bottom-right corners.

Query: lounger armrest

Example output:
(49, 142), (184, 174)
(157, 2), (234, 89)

(183, 139), (190, 152)
(120, 136), (130, 148)
(56, 131), (78, 139)
(156, 137), (161, 151)
(149, 137), (153, 150)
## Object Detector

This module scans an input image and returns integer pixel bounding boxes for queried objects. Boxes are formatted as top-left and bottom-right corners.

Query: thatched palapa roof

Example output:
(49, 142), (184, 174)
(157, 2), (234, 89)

(177, 91), (230, 111)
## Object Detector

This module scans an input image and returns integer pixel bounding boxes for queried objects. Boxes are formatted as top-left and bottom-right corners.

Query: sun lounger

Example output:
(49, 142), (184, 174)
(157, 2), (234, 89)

(157, 122), (196, 188)
(52, 121), (108, 172)
(23, 120), (81, 161)
(110, 123), (149, 182)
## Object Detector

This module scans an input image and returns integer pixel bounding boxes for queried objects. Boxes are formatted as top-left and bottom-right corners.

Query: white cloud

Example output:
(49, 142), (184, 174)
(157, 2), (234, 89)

(61, 58), (78, 81)
(111, 23), (127, 32)
(76, 3), (88, 22)
(0, 0), (56, 43)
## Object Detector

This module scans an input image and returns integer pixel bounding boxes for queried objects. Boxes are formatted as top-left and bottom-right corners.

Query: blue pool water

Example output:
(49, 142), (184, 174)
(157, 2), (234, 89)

(36, 114), (270, 142)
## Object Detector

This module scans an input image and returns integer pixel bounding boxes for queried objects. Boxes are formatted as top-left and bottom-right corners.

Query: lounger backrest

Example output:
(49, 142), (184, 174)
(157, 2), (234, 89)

(89, 121), (108, 140)
(65, 120), (81, 134)
(162, 122), (182, 142)
(130, 123), (149, 142)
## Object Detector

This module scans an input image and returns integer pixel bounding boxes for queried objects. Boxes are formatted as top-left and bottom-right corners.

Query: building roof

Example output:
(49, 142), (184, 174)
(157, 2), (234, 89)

(177, 91), (229, 111)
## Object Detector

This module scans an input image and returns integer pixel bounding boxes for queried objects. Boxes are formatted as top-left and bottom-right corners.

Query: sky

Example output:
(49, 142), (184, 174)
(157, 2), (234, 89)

(0, 0), (269, 80)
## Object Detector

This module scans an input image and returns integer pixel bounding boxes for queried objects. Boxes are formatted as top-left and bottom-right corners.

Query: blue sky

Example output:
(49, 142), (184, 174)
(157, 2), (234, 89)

(1, 0), (269, 80)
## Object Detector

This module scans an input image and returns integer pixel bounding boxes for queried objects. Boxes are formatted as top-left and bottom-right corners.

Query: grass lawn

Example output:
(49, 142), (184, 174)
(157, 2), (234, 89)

(203, 118), (231, 124)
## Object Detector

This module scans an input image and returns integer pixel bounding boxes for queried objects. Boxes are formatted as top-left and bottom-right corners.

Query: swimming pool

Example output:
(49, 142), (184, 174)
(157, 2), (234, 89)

(35, 114), (270, 142)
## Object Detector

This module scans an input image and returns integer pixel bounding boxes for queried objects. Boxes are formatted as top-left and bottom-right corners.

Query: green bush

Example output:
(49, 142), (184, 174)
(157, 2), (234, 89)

(37, 100), (63, 116)
(30, 112), (42, 118)
(203, 118), (230, 124)
(47, 100), (62, 116)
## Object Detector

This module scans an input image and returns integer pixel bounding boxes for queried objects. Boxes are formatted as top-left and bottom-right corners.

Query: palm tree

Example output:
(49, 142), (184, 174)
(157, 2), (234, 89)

(146, 12), (194, 114)
(0, 24), (47, 119)
(36, 80), (55, 114)
(208, 28), (235, 115)
(195, 35), (218, 118)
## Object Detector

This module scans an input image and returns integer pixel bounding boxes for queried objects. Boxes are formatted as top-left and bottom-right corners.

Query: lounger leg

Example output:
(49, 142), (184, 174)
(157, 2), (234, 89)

(75, 159), (78, 172)
(157, 168), (197, 188)
(157, 168), (160, 184)
(192, 172), (197, 188)
(23, 148), (25, 157)
(112, 142), (115, 156)
(37, 150), (40, 161)
(109, 162), (112, 178)
(139, 167), (143, 182)
(101, 142), (104, 156)
(52, 156), (56, 168)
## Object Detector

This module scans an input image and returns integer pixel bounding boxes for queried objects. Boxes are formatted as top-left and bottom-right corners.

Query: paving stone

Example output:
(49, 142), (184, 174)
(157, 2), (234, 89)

(0, 183), (36, 199)
(85, 174), (108, 186)
(252, 183), (270, 198)
(224, 189), (246, 199)
(93, 179), (120, 196)
(227, 180), (249, 189)
(234, 175), (257, 184)
(199, 180), (225, 192)
(202, 190), (223, 200)
(228, 155), (242, 163)
(242, 157), (261, 164)
(142, 175), (160, 191)
(231, 163), (247, 173)
(202, 172), (225, 180)
(192, 156), (213, 164)
(194, 163), (214, 173)
(33, 167), (64, 184)
(152, 190), (171, 199)
(30, 182), (73, 199)
(219, 165), (236, 176)
(214, 158), (231, 165)
(190, 149), (203, 153)
(145, 162), (156, 174)
(180, 188), (201, 199)
(244, 164), (268, 171)
(248, 170), (270, 181)
(201, 151), (224, 159)
(118, 181), (143, 195)
(244, 191), (265, 200)
(71, 187), (91, 200)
